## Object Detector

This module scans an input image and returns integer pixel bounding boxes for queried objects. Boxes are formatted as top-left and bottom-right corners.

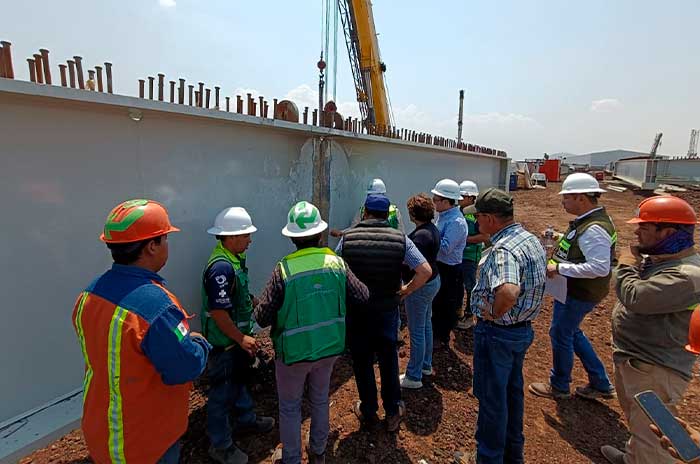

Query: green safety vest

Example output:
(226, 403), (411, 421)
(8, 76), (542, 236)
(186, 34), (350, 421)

(272, 247), (347, 365)
(551, 207), (618, 303)
(360, 205), (399, 229)
(201, 242), (254, 347)
(463, 213), (483, 263)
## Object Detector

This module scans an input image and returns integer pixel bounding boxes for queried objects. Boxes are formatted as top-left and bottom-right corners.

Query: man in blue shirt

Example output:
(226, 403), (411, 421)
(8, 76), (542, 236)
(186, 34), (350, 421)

(336, 194), (432, 432)
(469, 189), (547, 464)
(430, 179), (468, 346)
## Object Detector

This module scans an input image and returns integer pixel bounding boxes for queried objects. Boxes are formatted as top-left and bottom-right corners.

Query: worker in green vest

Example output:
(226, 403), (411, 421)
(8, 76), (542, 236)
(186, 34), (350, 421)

(202, 206), (274, 464)
(529, 173), (617, 401)
(329, 178), (404, 237)
(456, 180), (490, 330)
(254, 201), (369, 464)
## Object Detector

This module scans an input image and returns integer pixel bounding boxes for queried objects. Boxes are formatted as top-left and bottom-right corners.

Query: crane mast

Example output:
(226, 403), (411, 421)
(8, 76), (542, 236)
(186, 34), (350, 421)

(337, 0), (392, 129)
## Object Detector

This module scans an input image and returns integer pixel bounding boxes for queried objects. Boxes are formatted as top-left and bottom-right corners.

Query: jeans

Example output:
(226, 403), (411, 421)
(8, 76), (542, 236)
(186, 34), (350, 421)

(432, 262), (464, 343)
(549, 297), (613, 392)
(206, 348), (257, 449)
(473, 320), (534, 464)
(348, 308), (401, 416)
(157, 441), (181, 464)
(461, 259), (478, 317)
(275, 356), (338, 464)
(405, 276), (440, 381)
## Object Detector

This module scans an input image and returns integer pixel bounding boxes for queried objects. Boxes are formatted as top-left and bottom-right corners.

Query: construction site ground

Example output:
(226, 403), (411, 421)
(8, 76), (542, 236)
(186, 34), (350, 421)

(23, 182), (700, 464)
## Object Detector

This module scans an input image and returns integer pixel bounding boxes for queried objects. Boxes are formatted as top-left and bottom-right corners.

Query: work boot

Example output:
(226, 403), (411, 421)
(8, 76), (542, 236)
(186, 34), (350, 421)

(575, 384), (616, 400)
(352, 400), (379, 428)
(600, 445), (626, 464)
(528, 382), (571, 399)
(422, 367), (434, 376)
(399, 373), (423, 389)
(308, 451), (326, 464)
(208, 444), (248, 464)
(385, 401), (405, 432)
(456, 315), (475, 330)
(233, 416), (275, 434)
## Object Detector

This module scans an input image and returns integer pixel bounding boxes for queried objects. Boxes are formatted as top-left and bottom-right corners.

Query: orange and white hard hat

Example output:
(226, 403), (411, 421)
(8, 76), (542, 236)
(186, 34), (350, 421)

(627, 196), (699, 225)
(686, 308), (700, 355)
(100, 199), (180, 244)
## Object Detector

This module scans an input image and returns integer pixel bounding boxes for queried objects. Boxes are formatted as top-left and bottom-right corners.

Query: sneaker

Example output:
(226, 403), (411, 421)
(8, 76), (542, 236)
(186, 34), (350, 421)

(352, 400), (379, 427)
(456, 315), (475, 330)
(400, 373), (423, 389)
(528, 382), (571, 399)
(385, 401), (405, 432)
(422, 367), (434, 376)
(575, 384), (616, 400)
(600, 445), (625, 464)
(234, 416), (275, 434)
(208, 444), (248, 464)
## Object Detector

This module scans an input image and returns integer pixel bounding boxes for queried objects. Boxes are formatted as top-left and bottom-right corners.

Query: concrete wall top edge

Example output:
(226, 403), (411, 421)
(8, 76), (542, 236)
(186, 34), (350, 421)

(0, 78), (507, 162)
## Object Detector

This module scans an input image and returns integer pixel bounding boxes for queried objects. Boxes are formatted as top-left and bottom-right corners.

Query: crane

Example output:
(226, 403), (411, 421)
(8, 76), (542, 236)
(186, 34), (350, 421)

(649, 132), (663, 158)
(337, 0), (392, 129)
(688, 129), (698, 158)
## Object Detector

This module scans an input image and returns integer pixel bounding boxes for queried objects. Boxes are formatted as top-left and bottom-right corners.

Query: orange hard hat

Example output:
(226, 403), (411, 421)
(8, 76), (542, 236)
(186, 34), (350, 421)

(686, 308), (700, 355)
(100, 199), (180, 244)
(627, 196), (699, 225)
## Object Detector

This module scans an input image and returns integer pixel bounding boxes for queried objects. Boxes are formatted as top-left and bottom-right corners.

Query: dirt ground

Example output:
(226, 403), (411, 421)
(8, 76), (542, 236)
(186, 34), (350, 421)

(23, 182), (700, 464)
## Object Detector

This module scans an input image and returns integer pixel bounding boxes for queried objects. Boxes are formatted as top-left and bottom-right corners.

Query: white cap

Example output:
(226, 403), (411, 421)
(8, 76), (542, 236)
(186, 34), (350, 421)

(431, 178), (463, 201)
(558, 173), (606, 195)
(207, 207), (258, 236)
(282, 201), (329, 237)
(459, 180), (479, 197)
(367, 178), (387, 194)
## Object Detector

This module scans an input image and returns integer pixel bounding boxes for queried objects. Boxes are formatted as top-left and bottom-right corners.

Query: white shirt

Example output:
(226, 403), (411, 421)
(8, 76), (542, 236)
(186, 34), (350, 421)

(558, 207), (613, 279)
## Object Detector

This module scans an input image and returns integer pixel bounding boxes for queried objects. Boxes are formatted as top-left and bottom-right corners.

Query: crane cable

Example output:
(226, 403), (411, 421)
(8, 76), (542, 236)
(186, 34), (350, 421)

(321, 0), (339, 105)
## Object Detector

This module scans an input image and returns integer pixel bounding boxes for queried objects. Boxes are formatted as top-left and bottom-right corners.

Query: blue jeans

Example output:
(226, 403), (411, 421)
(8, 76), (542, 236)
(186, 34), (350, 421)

(157, 441), (180, 464)
(405, 276), (440, 381)
(462, 259), (478, 316)
(549, 297), (613, 393)
(206, 349), (257, 449)
(473, 320), (534, 464)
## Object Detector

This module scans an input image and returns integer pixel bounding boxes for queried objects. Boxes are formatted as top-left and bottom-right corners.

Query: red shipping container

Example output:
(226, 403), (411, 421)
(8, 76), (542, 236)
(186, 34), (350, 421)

(539, 159), (561, 182)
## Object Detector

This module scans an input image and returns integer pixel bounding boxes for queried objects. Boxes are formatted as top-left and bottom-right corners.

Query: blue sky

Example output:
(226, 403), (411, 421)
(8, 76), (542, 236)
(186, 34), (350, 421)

(3, 0), (698, 157)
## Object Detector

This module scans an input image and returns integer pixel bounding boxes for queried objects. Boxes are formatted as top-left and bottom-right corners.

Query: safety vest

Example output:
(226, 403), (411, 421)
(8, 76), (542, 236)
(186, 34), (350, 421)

(552, 207), (618, 303)
(360, 204), (399, 229)
(272, 247), (347, 365)
(463, 212), (483, 263)
(201, 242), (253, 347)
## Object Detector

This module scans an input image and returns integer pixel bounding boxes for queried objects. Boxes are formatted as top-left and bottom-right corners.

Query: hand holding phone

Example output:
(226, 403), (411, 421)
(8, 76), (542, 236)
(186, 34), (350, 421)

(634, 390), (700, 463)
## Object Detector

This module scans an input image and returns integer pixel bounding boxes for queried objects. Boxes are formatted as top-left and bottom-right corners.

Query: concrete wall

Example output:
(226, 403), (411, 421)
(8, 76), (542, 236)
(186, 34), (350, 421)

(0, 79), (508, 425)
(614, 158), (652, 188)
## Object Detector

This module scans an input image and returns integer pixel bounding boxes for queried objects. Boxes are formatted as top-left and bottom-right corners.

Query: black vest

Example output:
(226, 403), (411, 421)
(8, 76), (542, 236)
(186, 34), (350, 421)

(342, 219), (406, 310)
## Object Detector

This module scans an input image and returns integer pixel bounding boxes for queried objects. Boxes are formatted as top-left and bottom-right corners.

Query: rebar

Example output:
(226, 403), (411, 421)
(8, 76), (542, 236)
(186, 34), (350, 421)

(27, 58), (36, 83)
(73, 56), (84, 89)
(58, 64), (67, 86)
(33, 54), (44, 84)
(104, 62), (113, 93)
(95, 65), (103, 91)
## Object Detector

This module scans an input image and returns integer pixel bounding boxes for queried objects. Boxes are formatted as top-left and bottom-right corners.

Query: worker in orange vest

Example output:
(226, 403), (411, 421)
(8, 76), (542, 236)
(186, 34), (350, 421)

(72, 199), (211, 463)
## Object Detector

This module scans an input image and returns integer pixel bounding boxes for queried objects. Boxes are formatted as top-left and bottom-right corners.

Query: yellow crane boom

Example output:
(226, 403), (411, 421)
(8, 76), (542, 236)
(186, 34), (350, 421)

(338, 0), (392, 129)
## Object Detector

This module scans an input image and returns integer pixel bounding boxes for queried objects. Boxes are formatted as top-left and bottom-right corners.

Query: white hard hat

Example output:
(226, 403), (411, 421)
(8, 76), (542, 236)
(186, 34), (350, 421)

(431, 178), (463, 201)
(459, 180), (479, 197)
(558, 173), (606, 195)
(282, 201), (328, 237)
(367, 178), (387, 194)
(207, 207), (258, 236)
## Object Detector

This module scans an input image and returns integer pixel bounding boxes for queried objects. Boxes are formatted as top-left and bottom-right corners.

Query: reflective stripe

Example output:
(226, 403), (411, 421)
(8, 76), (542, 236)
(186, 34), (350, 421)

(558, 240), (571, 251)
(611, 232), (618, 244)
(107, 306), (128, 464)
(281, 266), (346, 284)
(282, 317), (345, 337)
(74, 292), (93, 403)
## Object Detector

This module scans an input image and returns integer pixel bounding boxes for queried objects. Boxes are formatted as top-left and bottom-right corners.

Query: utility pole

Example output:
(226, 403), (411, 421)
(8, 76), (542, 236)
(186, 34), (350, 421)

(457, 89), (465, 143)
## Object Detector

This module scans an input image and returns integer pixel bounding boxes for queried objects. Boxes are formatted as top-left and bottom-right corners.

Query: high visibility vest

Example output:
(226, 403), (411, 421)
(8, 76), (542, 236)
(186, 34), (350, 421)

(552, 207), (618, 303)
(360, 204), (400, 229)
(201, 242), (253, 347)
(272, 247), (347, 365)
(463, 212), (483, 263)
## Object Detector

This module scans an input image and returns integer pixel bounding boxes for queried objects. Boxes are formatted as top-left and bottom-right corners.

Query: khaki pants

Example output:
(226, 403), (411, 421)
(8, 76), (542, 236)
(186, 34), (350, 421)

(614, 358), (689, 464)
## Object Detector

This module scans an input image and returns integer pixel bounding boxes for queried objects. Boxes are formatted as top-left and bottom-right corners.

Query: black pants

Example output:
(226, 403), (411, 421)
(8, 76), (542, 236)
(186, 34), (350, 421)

(432, 261), (465, 343)
(347, 309), (401, 417)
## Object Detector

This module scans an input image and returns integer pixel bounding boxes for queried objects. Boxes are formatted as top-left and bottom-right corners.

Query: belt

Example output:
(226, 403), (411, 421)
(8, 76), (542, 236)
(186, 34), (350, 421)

(478, 318), (531, 329)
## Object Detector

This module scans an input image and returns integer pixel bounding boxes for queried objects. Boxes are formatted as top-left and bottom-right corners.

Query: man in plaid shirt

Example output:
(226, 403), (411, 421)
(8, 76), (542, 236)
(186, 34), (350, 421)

(466, 188), (547, 464)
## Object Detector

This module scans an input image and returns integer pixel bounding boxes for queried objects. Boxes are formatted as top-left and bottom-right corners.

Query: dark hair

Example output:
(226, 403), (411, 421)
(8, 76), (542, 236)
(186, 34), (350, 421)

(291, 233), (323, 249)
(446, 198), (456, 206)
(365, 208), (389, 220)
(407, 193), (435, 222)
(107, 235), (163, 265)
(653, 222), (683, 231)
(584, 193), (601, 204)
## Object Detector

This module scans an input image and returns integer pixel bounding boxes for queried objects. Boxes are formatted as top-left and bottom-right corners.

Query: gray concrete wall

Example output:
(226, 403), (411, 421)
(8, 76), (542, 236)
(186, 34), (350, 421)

(614, 158), (651, 188)
(0, 80), (507, 424)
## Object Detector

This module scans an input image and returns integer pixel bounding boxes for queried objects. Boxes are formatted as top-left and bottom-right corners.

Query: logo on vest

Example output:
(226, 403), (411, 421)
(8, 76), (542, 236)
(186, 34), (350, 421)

(566, 230), (576, 240)
(215, 275), (227, 286)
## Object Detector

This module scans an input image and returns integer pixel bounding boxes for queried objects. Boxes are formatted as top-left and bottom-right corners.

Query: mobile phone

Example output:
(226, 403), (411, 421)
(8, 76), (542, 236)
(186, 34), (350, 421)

(634, 390), (700, 463)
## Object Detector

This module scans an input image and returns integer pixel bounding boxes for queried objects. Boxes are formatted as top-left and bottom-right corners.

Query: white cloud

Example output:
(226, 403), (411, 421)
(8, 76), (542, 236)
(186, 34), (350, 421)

(158, 0), (176, 7)
(590, 98), (622, 113)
